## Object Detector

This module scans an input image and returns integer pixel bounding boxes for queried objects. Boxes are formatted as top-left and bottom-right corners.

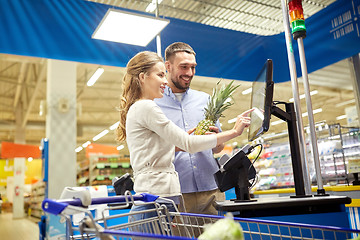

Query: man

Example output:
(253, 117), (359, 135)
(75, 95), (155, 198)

(154, 42), (225, 215)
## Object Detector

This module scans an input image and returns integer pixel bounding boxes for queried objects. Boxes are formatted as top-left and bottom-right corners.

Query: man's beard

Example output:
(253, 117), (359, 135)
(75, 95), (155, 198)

(172, 76), (190, 91)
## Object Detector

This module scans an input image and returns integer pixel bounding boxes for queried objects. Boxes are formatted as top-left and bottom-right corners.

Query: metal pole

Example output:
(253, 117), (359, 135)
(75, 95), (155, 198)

(155, 0), (162, 57)
(297, 38), (325, 193)
(280, 0), (312, 195)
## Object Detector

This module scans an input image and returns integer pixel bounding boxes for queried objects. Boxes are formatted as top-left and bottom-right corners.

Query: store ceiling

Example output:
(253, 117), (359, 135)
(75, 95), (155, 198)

(0, 0), (356, 154)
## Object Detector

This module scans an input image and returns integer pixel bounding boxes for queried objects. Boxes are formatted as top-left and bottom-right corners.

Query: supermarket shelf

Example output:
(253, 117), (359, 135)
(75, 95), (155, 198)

(77, 154), (132, 186)
(253, 124), (359, 190)
(29, 181), (45, 219)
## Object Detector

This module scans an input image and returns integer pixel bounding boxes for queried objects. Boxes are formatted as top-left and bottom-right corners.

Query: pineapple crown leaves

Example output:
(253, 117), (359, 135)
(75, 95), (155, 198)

(204, 80), (240, 123)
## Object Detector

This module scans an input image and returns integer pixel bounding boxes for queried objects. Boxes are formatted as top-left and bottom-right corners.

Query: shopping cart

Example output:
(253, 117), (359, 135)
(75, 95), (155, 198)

(42, 191), (360, 240)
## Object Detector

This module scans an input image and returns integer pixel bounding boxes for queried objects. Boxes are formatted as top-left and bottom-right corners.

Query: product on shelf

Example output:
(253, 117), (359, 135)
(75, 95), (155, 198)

(29, 180), (45, 218)
(252, 124), (359, 190)
(77, 154), (132, 186)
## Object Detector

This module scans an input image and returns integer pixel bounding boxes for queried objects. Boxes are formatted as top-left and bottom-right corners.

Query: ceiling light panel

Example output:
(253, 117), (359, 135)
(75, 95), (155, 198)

(88, 0), (336, 36)
(92, 9), (170, 47)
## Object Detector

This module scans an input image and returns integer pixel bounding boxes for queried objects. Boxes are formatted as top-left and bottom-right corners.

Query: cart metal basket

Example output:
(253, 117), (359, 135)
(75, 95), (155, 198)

(42, 192), (360, 240)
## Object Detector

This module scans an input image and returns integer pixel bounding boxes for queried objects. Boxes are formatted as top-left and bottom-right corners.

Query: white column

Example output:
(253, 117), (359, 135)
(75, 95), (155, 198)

(349, 54), (360, 126)
(13, 103), (25, 219)
(46, 60), (77, 199)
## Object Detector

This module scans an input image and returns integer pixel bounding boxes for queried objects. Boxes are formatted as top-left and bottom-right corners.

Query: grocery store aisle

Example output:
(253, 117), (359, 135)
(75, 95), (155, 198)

(0, 212), (39, 240)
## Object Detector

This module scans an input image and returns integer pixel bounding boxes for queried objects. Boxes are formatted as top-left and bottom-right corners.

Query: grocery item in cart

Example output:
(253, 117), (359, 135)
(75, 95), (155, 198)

(198, 213), (244, 240)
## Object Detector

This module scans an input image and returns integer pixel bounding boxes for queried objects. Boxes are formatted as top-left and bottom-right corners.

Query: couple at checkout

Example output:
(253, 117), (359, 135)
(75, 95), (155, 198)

(116, 42), (254, 218)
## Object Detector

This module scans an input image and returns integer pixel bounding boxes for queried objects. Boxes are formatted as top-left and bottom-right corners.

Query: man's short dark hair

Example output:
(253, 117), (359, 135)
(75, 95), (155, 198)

(165, 42), (196, 61)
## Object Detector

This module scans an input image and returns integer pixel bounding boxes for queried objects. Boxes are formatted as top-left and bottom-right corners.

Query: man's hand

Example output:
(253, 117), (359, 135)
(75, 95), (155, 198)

(187, 127), (196, 135)
(206, 126), (219, 135)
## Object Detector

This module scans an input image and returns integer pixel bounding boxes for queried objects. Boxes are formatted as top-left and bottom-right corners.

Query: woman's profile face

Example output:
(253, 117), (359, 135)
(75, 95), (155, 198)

(140, 62), (168, 100)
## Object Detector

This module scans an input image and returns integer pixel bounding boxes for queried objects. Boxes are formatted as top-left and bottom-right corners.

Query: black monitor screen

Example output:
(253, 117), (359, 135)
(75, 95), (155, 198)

(248, 59), (274, 142)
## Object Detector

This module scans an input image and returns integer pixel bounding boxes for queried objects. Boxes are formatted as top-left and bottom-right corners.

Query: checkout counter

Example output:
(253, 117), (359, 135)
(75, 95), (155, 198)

(216, 193), (352, 228)
(214, 147), (358, 228)
(213, 130), (356, 229)
(213, 145), (356, 229)
(251, 185), (360, 201)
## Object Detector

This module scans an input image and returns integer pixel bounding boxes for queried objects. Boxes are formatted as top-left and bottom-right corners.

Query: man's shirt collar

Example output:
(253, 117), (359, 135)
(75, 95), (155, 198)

(164, 85), (189, 99)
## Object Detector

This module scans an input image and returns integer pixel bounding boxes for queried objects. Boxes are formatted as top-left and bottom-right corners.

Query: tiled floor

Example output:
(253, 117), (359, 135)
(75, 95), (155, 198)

(0, 212), (39, 240)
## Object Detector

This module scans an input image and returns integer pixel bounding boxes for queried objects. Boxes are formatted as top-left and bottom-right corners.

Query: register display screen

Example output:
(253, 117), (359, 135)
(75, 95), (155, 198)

(248, 59), (273, 141)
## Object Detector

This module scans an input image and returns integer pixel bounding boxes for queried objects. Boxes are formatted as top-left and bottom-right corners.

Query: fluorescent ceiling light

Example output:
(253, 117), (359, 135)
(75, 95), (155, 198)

(242, 88), (252, 95)
(335, 99), (355, 107)
(336, 115), (347, 120)
(271, 120), (284, 126)
(146, 0), (163, 12)
(302, 108), (322, 117)
(224, 97), (232, 104)
(262, 131), (288, 140)
(253, 108), (264, 120)
(110, 121), (120, 130)
(75, 146), (83, 152)
(117, 145), (124, 150)
(315, 122), (325, 127)
(82, 141), (91, 148)
(228, 117), (237, 124)
(92, 9), (170, 47)
(289, 90), (318, 102)
(87, 68), (104, 86)
(93, 129), (109, 141)
(312, 108), (323, 114)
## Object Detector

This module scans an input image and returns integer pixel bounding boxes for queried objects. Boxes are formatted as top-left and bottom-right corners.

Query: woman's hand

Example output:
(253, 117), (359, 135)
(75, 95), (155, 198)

(206, 126), (225, 153)
(232, 108), (255, 136)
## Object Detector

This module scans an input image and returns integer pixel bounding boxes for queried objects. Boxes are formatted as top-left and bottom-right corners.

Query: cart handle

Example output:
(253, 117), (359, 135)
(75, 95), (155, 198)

(42, 193), (159, 215)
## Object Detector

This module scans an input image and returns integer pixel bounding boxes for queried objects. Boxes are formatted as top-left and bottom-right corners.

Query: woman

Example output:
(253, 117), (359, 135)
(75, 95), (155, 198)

(116, 51), (253, 219)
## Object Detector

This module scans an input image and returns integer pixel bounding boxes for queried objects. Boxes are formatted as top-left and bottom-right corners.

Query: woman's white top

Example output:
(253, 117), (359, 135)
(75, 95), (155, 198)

(126, 99), (217, 197)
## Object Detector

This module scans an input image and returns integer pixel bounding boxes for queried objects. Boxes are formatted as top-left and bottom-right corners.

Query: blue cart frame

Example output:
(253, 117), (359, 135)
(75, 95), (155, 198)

(42, 192), (360, 239)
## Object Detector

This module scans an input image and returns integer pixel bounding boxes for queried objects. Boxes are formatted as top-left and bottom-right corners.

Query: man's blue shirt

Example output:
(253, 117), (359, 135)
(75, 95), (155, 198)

(154, 86), (221, 193)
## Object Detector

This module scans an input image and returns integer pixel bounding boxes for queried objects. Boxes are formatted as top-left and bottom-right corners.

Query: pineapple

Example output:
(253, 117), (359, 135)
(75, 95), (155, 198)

(194, 80), (239, 135)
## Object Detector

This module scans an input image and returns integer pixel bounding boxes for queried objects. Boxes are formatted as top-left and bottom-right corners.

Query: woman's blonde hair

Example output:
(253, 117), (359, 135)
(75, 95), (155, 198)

(116, 51), (164, 142)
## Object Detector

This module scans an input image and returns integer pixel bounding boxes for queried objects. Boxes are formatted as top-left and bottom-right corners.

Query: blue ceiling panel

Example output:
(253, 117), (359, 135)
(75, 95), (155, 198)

(0, 0), (359, 83)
